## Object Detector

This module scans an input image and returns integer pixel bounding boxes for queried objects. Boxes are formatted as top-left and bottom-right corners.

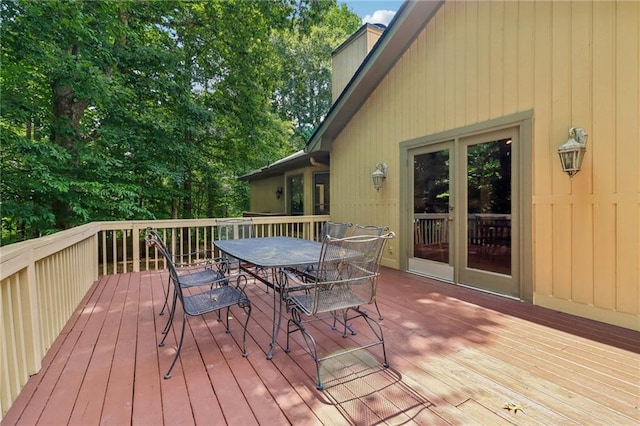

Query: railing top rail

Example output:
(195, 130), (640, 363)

(1, 222), (101, 279)
(0, 216), (330, 280)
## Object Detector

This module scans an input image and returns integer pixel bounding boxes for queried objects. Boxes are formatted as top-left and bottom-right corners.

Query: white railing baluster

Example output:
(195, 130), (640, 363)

(0, 215), (328, 419)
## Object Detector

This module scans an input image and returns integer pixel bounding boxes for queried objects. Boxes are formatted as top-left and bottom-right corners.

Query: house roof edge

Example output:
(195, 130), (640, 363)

(306, 0), (444, 154)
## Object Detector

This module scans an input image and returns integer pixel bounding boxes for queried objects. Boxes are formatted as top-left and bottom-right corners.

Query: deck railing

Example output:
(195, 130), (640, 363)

(0, 215), (329, 419)
(414, 213), (512, 247)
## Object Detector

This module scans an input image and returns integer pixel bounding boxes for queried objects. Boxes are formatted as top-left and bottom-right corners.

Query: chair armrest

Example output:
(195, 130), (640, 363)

(281, 268), (316, 293)
(285, 264), (317, 283)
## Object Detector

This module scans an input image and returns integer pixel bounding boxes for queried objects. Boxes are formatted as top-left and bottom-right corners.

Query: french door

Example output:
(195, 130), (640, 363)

(409, 128), (519, 298)
(409, 142), (455, 281)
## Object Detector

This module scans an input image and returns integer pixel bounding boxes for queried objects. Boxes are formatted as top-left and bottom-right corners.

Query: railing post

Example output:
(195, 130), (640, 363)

(132, 224), (141, 273)
(25, 250), (43, 375)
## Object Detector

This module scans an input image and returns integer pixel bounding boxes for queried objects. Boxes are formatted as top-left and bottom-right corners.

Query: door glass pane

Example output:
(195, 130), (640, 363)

(289, 175), (304, 215)
(414, 150), (450, 263)
(467, 139), (511, 275)
(313, 172), (329, 215)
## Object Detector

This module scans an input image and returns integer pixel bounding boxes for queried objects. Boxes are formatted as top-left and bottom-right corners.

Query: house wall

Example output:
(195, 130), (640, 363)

(247, 176), (285, 214)
(248, 163), (330, 216)
(330, 0), (639, 330)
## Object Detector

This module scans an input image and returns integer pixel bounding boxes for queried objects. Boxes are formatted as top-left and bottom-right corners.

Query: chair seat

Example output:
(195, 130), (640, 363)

(183, 285), (244, 316)
(290, 288), (368, 316)
(178, 268), (227, 287)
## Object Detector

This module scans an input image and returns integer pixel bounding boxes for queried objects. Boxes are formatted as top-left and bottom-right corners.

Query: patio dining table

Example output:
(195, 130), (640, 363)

(214, 236), (323, 359)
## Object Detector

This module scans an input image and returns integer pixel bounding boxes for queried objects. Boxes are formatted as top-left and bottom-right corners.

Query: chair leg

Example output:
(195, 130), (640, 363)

(330, 310), (355, 337)
(159, 274), (171, 316)
(215, 276), (232, 322)
(340, 309), (355, 337)
(374, 301), (383, 320)
(239, 298), (251, 357)
(159, 291), (179, 347)
(164, 312), (187, 379)
(286, 308), (323, 390)
(224, 306), (231, 332)
(354, 308), (389, 368)
(161, 290), (178, 337)
(260, 267), (270, 293)
(158, 274), (172, 315)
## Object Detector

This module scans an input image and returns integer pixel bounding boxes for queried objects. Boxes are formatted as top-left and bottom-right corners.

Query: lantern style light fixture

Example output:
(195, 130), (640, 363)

(558, 127), (587, 178)
(275, 186), (283, 199)
(372, 163), (387, 190)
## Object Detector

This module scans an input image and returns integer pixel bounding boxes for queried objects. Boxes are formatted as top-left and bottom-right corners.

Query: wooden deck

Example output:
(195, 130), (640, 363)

(3, 268), (639, 425)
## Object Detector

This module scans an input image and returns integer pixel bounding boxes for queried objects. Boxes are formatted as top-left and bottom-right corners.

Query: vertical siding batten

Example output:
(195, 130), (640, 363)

(476, 1), (491, 123)
(614, 1), (640, 316)
(503, 0), (519, 115)
(592, 0), (617, 311)
(465, 0), (478, 124)
(489, 0), (505, 119)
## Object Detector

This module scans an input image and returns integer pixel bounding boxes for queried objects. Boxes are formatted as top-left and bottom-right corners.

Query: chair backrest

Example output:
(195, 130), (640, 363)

(145, 228), (184, 298)
(216, 218), (255, 240)
(310, 232), (395, 314)
(349, 224), (389, 237)
(215, 218), (254, 268)
(145, 227), (173, 264)
(319, 221), (352, 240)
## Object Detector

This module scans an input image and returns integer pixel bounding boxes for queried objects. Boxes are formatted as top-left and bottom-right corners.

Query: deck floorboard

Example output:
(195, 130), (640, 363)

(3, 268), (639, 425)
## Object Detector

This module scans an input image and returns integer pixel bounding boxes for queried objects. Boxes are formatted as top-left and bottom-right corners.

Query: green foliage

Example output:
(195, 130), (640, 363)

(1, 0), (361, 244)
(271, 1), (361, 149)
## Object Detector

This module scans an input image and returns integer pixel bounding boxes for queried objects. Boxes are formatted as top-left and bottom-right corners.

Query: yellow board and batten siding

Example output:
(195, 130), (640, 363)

(330, 1), (639, 330)
(248, 175), (285, 214)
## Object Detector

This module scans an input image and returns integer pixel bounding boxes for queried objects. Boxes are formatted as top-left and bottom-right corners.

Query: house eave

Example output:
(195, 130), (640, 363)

(238, 151), (329, 182)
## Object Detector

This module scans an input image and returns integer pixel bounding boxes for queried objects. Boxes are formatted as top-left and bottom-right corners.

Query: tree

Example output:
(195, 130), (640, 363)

(271, 1), (361, 149)
(1, 0), (360, 243)
(1, 0), (144, 235)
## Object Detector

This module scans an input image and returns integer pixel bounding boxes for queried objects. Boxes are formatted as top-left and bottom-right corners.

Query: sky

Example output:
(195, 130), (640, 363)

(339, 0), (404, 26)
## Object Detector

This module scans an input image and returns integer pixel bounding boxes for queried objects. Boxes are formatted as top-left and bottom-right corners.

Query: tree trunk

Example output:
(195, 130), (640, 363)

(182, 173), (193, 219)
(172, 200), (179, 219)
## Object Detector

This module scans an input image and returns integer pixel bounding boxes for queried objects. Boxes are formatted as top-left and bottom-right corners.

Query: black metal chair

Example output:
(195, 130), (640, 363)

(146, 229), (251, 379)
(283, 232), (395, 390)
(145, 228), (230, 328)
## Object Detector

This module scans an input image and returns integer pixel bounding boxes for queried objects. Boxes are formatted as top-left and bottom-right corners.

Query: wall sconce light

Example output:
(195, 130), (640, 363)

(558, 127), (587, 178)
(275, 186), (283, 199)
(372, 163), (387, 191)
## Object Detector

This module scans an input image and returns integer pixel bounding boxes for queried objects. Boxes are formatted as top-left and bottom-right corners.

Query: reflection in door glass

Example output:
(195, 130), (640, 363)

(467, 139), (511, 275)
(313, 172), (329, 215)
(289, 175), (304, 215)
(414, 150), (449, 263)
